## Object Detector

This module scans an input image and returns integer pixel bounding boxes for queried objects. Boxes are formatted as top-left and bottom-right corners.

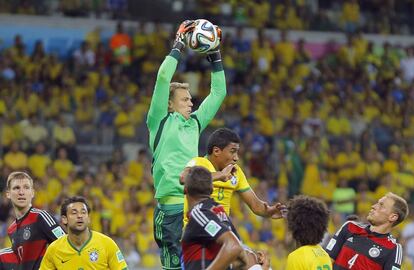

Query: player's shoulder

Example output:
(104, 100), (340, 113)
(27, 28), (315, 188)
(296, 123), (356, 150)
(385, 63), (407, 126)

(7, 220), (16, 233)
(91, 230), (117, 245)
(290, 245), (330, 261)
(387, 234), (401, 247)
(337, 221), (367, 234)
(186, 157), (214, 170)
(234, 164), (246, 175)
(190, 201), (215, 222)
(30, 208), (57, 225)
(47, 234), (67, 249)
(234, 167), (248, 184)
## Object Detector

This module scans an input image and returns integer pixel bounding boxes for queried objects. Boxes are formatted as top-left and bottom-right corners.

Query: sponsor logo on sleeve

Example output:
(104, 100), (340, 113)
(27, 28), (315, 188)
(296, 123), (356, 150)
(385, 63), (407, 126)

(204, 220), (221, 237)
(52, 227), (65, 238)
(116, 250), (125, 262)
(326, 239), (336, 251)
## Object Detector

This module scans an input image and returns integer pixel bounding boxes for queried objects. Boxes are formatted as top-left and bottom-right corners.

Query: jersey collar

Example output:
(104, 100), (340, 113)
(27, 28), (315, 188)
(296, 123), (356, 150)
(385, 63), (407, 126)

(16, 206), (33, 223)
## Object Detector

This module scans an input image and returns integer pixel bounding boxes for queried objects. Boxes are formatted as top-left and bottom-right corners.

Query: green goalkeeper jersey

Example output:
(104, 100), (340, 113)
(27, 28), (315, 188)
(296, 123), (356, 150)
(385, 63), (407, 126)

(147, 54), (226, 202)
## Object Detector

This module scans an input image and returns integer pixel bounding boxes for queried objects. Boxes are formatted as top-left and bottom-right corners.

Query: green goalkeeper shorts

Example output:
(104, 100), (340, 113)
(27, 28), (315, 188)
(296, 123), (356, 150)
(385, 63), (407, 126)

(153, 204), (183, 270)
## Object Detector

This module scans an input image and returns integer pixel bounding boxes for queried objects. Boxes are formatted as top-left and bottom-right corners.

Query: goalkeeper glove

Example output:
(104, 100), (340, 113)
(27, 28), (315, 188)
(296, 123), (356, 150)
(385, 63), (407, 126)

(172, 20), (195, 52)
(206, 25), (222, 64)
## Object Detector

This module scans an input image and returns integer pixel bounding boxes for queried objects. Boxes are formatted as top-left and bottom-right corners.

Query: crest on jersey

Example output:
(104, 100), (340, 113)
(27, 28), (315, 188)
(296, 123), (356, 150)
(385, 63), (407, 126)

(230, 176), (237, 185)
(89, 250), (99, 262)
(369, 246), (381, 258)
(23, 228), (31, 240)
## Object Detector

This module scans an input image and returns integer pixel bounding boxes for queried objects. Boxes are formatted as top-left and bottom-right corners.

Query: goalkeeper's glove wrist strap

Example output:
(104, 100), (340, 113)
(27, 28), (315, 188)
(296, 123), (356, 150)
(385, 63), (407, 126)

(207, 51), (223, 72)
(210, 60), (223, 72)
(170, 39), (185, 60)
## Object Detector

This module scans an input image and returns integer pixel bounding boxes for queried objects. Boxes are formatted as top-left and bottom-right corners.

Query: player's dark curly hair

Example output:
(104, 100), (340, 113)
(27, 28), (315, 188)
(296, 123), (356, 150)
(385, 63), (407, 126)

(207, 128), (241, 155)
(61, 196), (91, 217)
(287, 195), (329, 246)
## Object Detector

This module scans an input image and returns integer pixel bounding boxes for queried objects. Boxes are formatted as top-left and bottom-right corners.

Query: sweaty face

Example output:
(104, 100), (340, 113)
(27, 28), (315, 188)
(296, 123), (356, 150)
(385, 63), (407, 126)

(214, 143), (240, 170)
(6, 178), (34, 211)
(63, 202), (90, 234)
(169, 88), (193, 120)
(367, 196), (398, 226)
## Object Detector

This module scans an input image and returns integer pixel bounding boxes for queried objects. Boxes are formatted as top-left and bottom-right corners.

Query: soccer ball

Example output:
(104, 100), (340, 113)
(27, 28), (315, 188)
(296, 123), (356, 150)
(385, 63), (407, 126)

(186, 19), (220, 53)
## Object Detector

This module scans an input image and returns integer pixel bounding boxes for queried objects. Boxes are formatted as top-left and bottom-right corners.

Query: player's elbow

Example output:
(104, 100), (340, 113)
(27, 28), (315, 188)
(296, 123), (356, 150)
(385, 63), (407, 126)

(156, 70), (170, 83)
(226, 239), (243, 259)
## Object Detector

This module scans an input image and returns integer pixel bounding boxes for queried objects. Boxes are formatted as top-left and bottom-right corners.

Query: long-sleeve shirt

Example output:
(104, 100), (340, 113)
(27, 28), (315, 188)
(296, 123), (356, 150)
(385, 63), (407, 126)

(147, 53), (226, 201)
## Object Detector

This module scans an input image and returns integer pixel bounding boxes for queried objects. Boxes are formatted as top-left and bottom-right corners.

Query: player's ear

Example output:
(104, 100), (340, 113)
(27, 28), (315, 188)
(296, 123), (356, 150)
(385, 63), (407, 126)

(168, 99), (173, 111)
(61, 215), (68, 225)
(389, 213), (398, 224)
(212, 146), (221, 156)
(5, 189), (10, 199)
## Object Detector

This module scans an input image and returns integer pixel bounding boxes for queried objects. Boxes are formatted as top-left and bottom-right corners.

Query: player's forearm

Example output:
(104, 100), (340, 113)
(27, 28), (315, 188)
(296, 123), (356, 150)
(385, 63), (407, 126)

(193, 70), (226, 129)
(212, 171), (226, 181)
(207, 242), (243, 270)
(147, 56), (178, 122)
(251, 200), (270, 217)
(210, 70), (226, 100)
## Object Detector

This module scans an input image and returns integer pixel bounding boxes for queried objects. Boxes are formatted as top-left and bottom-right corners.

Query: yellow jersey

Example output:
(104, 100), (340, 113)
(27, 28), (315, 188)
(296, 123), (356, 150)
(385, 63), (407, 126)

(40, 230), (128, 270)
(183, 157), (251, 225)
(286, 245), (332, 270)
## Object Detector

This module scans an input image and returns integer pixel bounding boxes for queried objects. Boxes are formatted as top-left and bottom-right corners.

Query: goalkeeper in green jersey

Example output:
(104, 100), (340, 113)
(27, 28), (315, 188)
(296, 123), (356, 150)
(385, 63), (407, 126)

(146, 20), (226, 269)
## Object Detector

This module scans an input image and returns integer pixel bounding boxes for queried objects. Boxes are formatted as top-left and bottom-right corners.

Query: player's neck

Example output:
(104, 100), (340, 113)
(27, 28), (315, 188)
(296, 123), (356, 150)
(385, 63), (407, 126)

(208, 157), (219, 171)
(369, 224), (392, 235)
(14, 204), (32, 219)
(68, 228), (91, 250)
(188, 196), (209, 210)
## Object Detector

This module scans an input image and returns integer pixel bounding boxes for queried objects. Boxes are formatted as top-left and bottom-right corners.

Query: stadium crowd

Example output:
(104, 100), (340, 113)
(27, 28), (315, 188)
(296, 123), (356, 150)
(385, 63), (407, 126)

(1, 19), (414, 269)
(2, 0), (414, 34)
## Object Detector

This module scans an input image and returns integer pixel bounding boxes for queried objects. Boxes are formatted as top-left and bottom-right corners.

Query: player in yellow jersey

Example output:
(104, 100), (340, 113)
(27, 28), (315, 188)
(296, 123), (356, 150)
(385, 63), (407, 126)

(286, 195), (332, 270)
(182, 128), (286, 227)
(40, 196), (128, 270)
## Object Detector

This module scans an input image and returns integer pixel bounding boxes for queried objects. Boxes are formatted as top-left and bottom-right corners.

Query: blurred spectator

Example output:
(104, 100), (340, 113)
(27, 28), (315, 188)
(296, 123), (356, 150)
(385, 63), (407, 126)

(400, 46), (414, 83)
(28, 142), (51, 179)
(123, 236), (141, 268)
(107, 0), (128, 19)
(21, 114), (48, 150)
(59, 0), (91, 17)
(4, 141), (28, 170)
(110, 21), (131, 66)
(401, 209), (414, 265)
(274, 30), (296, 68)
(341, 0), (360, 32)
(73, 41), (95, 68)
(332, 178), (356, 220)
(52, 115), (78, 163)
(53, 147), (75, 180)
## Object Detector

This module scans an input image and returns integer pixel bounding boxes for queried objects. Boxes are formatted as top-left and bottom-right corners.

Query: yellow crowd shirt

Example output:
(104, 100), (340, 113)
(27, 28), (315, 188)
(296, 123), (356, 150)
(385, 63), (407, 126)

(286, 245), (332, 270)
(40, 230), (128, 270)
(183, 157), (251, 225)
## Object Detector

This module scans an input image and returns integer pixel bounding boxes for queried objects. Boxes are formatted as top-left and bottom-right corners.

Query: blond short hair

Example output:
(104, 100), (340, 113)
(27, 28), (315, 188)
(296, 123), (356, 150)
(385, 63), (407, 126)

(6, 171), (34, 190)
(386, 192), (409, 227)
(169, 82), (190, 100)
